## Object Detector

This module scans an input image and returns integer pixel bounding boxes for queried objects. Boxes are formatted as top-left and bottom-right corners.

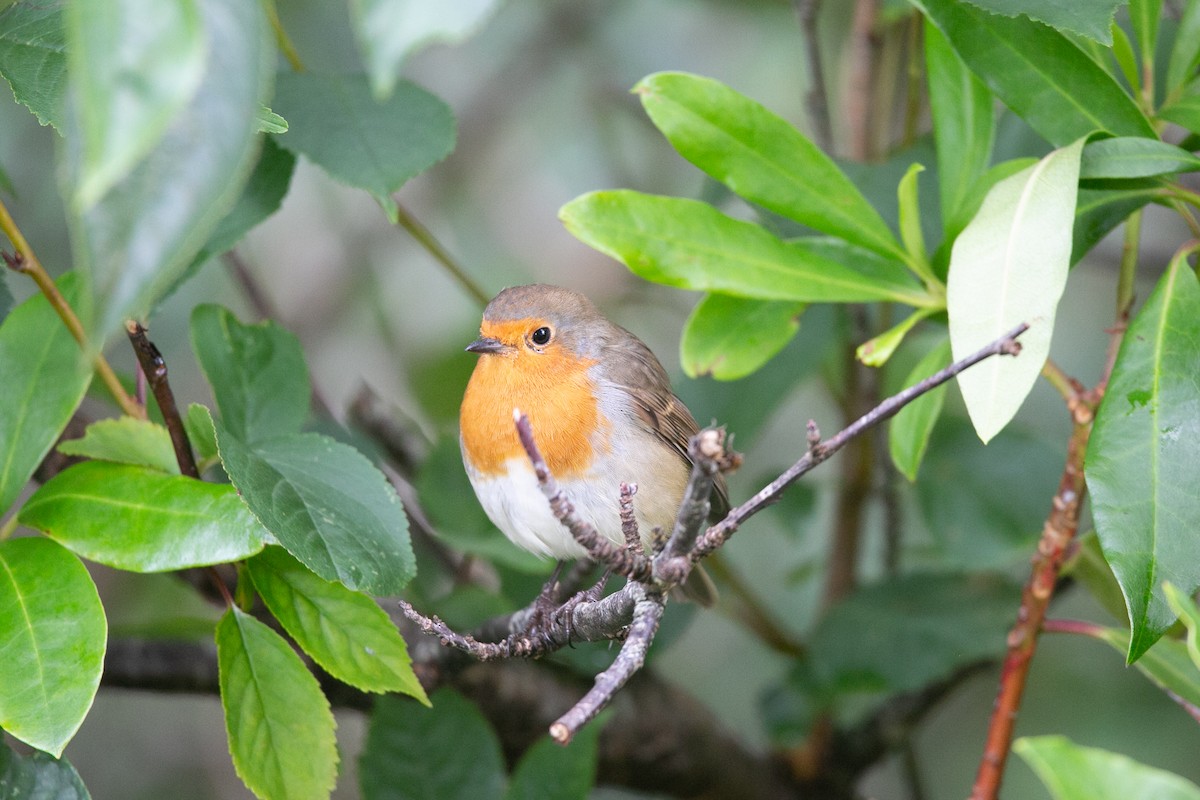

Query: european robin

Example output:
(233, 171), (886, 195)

(459, 284), (726, 604)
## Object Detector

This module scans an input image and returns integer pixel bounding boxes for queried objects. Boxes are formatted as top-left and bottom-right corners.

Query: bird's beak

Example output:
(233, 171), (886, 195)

(465, 336), (511, 355)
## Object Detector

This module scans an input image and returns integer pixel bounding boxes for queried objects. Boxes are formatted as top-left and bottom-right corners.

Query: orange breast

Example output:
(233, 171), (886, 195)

(460, 347), (607, 478)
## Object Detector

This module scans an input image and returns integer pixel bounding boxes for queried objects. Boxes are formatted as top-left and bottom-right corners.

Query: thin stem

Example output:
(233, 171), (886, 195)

(125, 321), (199, 478)
(795, 0), (834, 152)
(393, 204), (491, 307)
(1040, 358), (1082, 405)
(901, 12), (924, 150)
(0, 199), (143, 419)
(1117, 208), (1142, 319)
(264, 0), (304, 72)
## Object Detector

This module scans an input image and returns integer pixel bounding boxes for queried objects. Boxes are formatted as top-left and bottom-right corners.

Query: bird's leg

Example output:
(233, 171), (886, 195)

(554, 569), (612, 645)
(526, 559), (568, 638)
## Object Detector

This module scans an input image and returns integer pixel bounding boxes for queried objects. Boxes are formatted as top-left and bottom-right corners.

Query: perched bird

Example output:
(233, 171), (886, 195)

(459, 284), (726, 604)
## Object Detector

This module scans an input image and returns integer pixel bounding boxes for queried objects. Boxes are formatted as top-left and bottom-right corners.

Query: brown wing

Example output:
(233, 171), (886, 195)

(604, 329), (731, 520)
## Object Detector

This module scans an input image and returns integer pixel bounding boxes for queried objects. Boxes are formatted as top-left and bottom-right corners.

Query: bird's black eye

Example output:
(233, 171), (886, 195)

(530, 326), (552, 346)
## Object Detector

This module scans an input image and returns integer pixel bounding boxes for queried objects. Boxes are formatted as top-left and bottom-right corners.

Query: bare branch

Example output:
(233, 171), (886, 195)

(125, 321), (199, 478)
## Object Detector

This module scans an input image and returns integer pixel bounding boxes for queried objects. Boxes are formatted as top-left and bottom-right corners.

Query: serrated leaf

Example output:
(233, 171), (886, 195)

(20, 460), (269, 570)
(960, 0), (1121, 43)
(925, 19), (994, 231)
(0, 537), (106, 757)
(1015, 736), (1200, 800)
(1085, 255), (1200, 662)
(247, 546), (428, 701)
(888, 335), (951, 479)
(0, 2), (67, 130)
(64, 0), (205, 207)
(809, 572), (1021, 694)
(1080, 137), (1200, 179)
(916, 0), (1155, 145)
(680, 294), (804, 379)
(948, 137), (1084, 443)
(57, 416), (179, 473)
(560, 191), (931, 306)
(634, 71), (904, 261)
(0, 272), (92, 516)
(0, 742), (91, 800)
(1088, 624), (1200, 709)
(66, 0), (271, 343)
(191, 304), (310, 444)
(217, 606), (338, 800)
(213, 420), (415, 596)
(505, 718), (600, 800)
(360, 689), (506, 800)
(1164, 583), (1200, 671)
(350, 0), (500, 100)
(271, 72), (455, 221)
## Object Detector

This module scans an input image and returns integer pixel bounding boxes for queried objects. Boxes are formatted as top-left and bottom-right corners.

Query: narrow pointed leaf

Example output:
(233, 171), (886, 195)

(1072, 184), (1160, 265)
(1166, 0), (1200, 95)
(1086, 255), (1200, 661)
(0, 742), (90, 800)
(65, 0), (205, 207)
(560, 191), (931, 305)
(925, 19), (994, 231)
(20, 461), (269, 570)
(57, 416), (179, 474)
(948, 138), (1084, 442)
(350, 0), (500, 100)
(0, 538), (106, 757)
(360, 689), (505, 800)
(635, 71), (903, 260)
(681, 294), (804, 380)
(1130, 0), (1163, 75)
(889, 337), (952, 480)
(191, 304), (310, 443)
(958, 1), (1121, 43)
(857, 307), (934, 367)
(915, 0), (1155, 145)
(1080, 137), (1200, 179)
(1015, 736), (1200, 800)
(0, 2), (67, 130)
(1087, 625), (1200, 709)
(247, 546), (428, 701)
(897, 163), (929, 272)
(213, 419), (415, 596)
(0, 273), (92, 516)
(217, 606), (338, 800)
(66, 0), (271, 342)
(1160, 94), (1200, 135)
(271, 72), (455, 221)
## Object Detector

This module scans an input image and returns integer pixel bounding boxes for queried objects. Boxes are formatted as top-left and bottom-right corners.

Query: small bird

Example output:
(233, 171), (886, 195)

(459, 284), (725, 605)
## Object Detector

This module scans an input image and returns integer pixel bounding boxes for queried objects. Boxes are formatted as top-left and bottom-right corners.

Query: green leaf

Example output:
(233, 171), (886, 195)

(1088, 625), (1200, 709)
(680, 294), (804, 380)
(0, 742), (90, 799)
(216, 606), (338, 800)
(856, 307), (935, 367)
(1065, 531), (1133, 623)
(214, 421), (415, 596)
(64, 0), (205, 208)
(505, 719), (600, 800)
(925, 19), (994, 232)
(0, 537), (106, 757)
(958, 0), (1121, 44)
(57, 416), (179, 473)
(1130, 0), (1163, 77)
(948, 137), (1084, 443)
(915, 0), (1156, 146)
(897, 163), (929, 272)
(185, 401), (219, 467)
(809, 572), (1021, 694)
(350, 0), (500, 100)
(888, 335), (951, 479)
(20, 461), (269, 571)
(560, 191), (932, 306)
(1072, 184), (1160, 265)
(360, 689), (506, 800)
(1086, 253), (1200, 662)
(0, 2), (66, 130)
(1015, 735), (1200, 800)
(1080, 137), (1200, 179)
(1112, 24), (1141, 91)
(938, 157), (1038, 268)
(634, 71), (904, 261)
(1166, 0), (1200, 96)
(271, 72), (455, 221)
(255, 105), (286, 133)
(247, 546), (428, 701)
(0, 273), (92, 516)
(1160, 94), (1200, 135)
(1164, 583), (1200, 671)
(66, 0), (271, 343)
(191, 304), (310, 444)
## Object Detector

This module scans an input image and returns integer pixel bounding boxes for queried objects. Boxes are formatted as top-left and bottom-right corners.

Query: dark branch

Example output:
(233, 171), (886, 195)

(125, 320), (199, 479)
